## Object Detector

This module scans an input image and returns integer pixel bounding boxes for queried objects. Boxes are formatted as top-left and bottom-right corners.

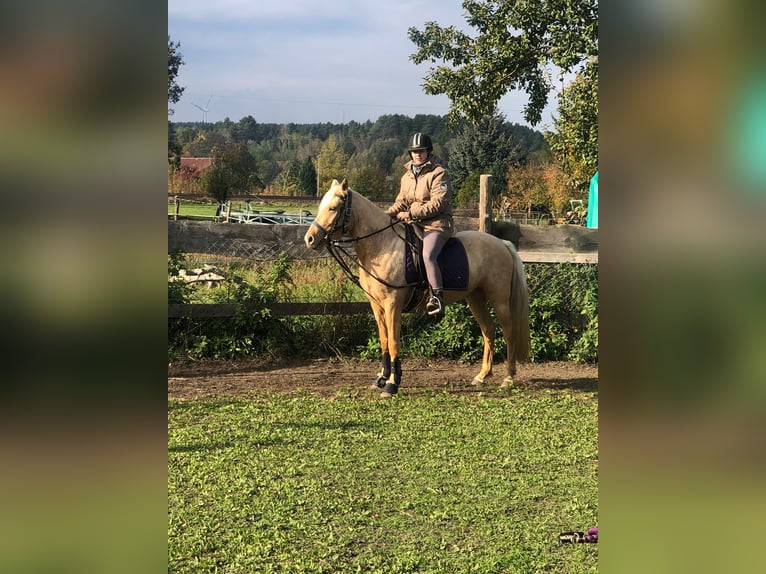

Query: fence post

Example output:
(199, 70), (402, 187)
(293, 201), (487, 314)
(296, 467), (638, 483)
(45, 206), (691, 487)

(174, 195), (179, 220)
(479, 174), (492, 233)
(226, 201), (232, 222)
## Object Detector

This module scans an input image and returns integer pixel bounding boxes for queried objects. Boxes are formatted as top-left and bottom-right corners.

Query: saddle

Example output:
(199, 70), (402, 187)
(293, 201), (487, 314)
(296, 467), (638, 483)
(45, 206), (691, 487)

(403, 224), (469, 312)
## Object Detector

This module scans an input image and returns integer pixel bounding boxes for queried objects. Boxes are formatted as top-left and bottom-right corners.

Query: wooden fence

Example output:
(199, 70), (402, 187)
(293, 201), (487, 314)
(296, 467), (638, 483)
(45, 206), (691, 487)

(168, 175), (597, 319)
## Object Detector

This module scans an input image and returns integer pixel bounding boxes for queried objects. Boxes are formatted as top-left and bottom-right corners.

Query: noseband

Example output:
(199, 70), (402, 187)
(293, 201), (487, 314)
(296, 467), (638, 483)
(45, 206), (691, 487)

(310, 189), (353, 242)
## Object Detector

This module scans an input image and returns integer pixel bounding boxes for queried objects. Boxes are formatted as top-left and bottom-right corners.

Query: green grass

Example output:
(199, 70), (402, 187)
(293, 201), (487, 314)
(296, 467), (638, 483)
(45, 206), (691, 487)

(168, 390), (598, 573)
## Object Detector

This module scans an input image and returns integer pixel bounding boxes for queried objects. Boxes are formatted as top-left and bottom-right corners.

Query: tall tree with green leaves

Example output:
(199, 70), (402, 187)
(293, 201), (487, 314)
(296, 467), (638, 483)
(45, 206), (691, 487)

(348, 165), (389, 200)
(546, 59), (598, 191)
(408, 0), (598, 126)
(202, 143), (262, 203)
(168, 36), (184, 115)
(297, 156), (318, 196)
(168, 36), (185, 159)
(449, 111), (522, 206)
(315, 135), (350, 192)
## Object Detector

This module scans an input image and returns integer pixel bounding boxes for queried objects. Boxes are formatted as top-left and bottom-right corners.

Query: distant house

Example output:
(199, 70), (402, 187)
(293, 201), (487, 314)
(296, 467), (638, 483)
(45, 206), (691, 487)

(175, 157), (213, 177)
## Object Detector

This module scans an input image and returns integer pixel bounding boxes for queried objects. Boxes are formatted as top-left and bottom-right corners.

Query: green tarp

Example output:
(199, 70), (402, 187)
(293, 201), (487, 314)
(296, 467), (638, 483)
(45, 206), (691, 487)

(586, 171), (598, 228)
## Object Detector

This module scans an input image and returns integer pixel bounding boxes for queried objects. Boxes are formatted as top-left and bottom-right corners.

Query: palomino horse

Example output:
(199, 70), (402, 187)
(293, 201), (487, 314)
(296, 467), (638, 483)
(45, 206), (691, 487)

(304, 179), (529, 398)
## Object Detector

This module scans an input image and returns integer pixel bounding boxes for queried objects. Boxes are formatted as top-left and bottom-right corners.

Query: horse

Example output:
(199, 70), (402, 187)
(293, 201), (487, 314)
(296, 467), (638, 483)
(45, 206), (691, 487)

(304, 178), (530, 398)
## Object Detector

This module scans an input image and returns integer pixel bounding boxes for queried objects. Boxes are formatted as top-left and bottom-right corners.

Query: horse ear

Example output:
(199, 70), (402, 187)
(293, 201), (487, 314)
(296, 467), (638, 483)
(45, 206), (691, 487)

(340, 178), (348, 191)
(331, 179), (339, 187)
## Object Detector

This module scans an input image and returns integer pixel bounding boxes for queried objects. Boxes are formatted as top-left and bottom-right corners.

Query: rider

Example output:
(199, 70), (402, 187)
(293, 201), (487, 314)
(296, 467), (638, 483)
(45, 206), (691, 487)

(386, 133), (454, 317)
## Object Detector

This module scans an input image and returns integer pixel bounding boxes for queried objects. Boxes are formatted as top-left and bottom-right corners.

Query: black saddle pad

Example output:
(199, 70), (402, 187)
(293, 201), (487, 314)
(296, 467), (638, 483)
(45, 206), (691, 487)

(405, 235), (469, 290)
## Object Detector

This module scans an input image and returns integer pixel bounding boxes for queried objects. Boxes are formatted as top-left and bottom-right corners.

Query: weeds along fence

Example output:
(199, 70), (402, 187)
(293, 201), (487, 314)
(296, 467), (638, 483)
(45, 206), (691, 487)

(168, 218), (598, 363)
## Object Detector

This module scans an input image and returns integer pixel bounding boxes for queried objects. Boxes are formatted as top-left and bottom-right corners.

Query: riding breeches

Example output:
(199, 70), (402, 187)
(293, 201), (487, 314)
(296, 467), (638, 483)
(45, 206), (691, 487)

(422, 231), (448, 291)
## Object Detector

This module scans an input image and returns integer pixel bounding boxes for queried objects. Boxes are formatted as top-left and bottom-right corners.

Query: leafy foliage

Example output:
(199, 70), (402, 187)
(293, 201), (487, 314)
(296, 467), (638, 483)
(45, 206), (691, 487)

(168, 254), (294, 361)
(504, 162), (576, 219)
(297, 155), (318, 196)
(455, 171), (483, 209)
(202, 142), (262, 203)
(315, 134), (351, 191)
(167, 36), (184, 111)
(168, 36), (185, 157)
(359, 264), (598, 364)
(167, 250), (193, 304)
(448, 111), (524, 199)
(348, 164), (390, 200)
(408, 0), (599, 126)
(526, 262), (598, 362)
(169, 257), (597, 364)
(546, 59), (599, 191)
(170, 113), (554, 206)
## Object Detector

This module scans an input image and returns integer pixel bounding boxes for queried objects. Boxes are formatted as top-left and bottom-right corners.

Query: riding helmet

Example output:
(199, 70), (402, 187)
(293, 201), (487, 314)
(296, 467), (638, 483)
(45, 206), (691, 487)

(407, 133), (433, 153)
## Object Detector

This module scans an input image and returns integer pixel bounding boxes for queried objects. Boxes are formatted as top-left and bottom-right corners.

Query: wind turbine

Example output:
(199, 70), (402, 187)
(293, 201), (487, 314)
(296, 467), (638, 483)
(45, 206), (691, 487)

(192, 96), (212, 123)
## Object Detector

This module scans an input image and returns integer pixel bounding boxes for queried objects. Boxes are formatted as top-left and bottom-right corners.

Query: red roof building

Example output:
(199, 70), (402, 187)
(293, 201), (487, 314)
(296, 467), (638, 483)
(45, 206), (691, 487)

(176, 157), (213, 176)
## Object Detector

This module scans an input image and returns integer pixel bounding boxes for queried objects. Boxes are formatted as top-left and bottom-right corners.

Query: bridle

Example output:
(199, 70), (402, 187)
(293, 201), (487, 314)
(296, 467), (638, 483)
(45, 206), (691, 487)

(309, 189), (353, 244)
(311, 189), (420, 291)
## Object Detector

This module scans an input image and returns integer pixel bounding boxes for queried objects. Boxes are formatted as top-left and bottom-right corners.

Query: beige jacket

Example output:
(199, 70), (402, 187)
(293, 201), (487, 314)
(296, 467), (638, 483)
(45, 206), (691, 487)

(386, 154), (454, 235)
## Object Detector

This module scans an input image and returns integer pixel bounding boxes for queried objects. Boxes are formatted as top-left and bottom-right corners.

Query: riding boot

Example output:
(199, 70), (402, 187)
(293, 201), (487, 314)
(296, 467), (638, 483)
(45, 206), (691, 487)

(426, 289), (444, 317)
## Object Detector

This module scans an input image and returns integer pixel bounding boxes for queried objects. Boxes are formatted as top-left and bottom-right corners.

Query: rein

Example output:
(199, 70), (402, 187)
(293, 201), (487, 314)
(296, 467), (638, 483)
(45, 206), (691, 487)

(322, 191), (421, 291)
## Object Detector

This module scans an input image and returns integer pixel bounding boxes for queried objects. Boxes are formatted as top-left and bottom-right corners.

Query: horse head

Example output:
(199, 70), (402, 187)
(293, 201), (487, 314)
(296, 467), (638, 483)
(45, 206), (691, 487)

(304, 178), (350, 249)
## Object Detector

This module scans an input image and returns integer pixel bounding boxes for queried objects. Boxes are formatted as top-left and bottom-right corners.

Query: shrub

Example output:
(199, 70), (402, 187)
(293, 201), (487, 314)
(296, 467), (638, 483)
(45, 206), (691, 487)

(168, 258), (598, 364)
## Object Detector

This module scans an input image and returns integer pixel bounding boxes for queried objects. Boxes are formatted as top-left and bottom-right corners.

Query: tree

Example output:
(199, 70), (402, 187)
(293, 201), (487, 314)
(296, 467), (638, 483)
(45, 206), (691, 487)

(315, 135), (350, 191)
(271, 161), (301, 195)
(348, 165), (389, 200)
(408, 0), (598, 126)
(183, 131), (226, 157)
(233, 115), (259, 143)
(504, 163), (552, 216)
(546, 59), (598, 191)
(202, 143), (262, 203)
(168, 36), (184, 114)
(168, 36), (185, 159)
(448, 111), (523, 205)
(297, 156), (318, 196)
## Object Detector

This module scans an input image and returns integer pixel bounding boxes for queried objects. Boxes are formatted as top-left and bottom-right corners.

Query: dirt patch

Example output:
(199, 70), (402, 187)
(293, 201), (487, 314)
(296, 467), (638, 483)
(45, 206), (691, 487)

(168, 357), (598, 400)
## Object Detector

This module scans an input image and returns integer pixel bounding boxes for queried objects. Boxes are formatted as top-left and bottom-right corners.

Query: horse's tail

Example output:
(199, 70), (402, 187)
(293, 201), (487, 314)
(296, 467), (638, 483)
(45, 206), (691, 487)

(505, 240), (530, 362)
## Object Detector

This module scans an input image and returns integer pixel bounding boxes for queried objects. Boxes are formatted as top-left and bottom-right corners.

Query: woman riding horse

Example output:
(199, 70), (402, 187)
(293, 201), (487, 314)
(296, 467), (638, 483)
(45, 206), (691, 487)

(386, 133), (453, 318)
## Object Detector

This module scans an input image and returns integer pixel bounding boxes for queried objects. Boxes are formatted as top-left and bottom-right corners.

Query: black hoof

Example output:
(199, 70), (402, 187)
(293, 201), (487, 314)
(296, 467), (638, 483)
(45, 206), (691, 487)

(370, 375), (387, 390)
(380, 382), (398, 398)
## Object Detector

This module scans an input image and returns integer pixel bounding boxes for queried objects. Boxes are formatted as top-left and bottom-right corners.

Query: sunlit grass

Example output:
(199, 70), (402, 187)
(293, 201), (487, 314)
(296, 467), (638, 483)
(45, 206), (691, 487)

(169, 391), (598, 573)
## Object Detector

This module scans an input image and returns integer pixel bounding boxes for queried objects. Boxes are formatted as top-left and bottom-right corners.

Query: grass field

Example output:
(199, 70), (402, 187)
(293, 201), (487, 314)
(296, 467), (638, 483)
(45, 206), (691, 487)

(168, 390), (598, 573)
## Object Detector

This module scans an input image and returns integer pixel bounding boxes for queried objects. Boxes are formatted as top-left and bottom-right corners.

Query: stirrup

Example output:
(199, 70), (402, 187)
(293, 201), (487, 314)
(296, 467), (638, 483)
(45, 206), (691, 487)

(426, 295), (443, 316)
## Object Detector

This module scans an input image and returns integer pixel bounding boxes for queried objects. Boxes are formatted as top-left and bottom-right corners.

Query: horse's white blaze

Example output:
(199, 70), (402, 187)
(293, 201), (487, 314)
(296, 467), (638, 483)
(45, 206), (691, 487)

(317, 182), (339, 214)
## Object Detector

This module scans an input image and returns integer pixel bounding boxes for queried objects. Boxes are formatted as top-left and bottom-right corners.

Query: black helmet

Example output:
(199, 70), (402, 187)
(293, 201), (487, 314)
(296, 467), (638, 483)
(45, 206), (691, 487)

(407, 133), (433, 153)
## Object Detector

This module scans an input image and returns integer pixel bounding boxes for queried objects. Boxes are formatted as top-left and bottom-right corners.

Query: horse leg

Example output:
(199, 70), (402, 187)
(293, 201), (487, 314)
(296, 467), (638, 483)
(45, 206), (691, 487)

(493, 300), (517, 387)
(369, 303), (391, 390)
(466, 291), (495, 385)
(379, 303), (403, 399)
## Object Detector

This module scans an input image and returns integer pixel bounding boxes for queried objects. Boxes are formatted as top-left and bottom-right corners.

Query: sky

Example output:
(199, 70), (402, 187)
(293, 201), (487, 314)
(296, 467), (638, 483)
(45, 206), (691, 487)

(168, 0), (561, 129)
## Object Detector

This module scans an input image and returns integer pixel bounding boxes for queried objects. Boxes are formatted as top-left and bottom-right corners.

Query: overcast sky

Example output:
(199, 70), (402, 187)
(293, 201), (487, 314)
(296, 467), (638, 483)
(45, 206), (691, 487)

(168, 0), (560, 128)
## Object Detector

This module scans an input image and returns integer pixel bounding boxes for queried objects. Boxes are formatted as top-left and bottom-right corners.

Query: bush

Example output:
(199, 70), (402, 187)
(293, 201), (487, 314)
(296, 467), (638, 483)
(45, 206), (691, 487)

(360, 263), (598, 364)
(168, 258), (598, 364)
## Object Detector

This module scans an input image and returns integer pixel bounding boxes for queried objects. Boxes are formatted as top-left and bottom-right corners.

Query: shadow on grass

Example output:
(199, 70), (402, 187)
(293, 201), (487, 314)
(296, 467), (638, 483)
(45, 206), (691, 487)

(399, 375), (598, 399)
(271, 420), (372, 432)
(523, 376), (598, 394)
(169, 439), (285, 453)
